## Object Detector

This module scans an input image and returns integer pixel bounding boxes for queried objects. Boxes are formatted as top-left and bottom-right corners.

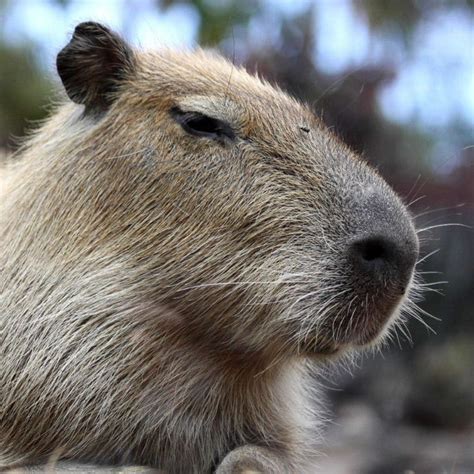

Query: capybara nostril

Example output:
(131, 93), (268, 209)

(350, 234), (418, 289)
(354, 236), (390, 263)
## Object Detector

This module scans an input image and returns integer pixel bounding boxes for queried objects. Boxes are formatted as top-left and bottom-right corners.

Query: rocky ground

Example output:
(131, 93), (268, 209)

(318, 400), (474, 474)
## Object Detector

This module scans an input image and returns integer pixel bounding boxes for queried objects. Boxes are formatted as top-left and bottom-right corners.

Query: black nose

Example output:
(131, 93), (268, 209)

(349, 234), (418, 292)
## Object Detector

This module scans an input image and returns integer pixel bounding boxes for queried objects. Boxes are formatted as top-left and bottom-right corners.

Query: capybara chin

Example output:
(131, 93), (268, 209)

(0, 21), (419, 473)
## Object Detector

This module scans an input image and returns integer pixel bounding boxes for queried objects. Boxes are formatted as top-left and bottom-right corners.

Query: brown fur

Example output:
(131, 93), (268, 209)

(0, 23), (419, 473)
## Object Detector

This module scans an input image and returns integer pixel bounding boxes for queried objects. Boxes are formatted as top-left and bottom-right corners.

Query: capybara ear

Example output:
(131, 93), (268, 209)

(56, 22), (135, 113)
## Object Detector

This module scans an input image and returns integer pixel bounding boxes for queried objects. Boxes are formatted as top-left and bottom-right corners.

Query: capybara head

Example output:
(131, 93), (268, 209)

(18, 22), (419, 364)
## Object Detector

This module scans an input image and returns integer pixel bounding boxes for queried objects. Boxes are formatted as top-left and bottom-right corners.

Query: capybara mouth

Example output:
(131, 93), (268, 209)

(295, 273), (415, 356)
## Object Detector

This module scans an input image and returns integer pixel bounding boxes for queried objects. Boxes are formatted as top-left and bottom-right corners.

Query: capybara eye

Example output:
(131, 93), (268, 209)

(171, 107), (236, 142)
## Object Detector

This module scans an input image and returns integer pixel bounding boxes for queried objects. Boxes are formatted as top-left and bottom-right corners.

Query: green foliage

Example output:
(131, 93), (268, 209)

(357, 0), (474, 44)
(166, 0), (259, 46)
(0, 43), (52, 148)
(357, 0), (422, 39)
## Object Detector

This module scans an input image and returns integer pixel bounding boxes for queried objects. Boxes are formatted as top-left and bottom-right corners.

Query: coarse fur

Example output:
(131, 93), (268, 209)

(0, 23), (420, 473)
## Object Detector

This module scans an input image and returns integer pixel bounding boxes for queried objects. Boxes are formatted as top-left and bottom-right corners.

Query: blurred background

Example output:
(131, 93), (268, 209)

(0, 0), (473, 472)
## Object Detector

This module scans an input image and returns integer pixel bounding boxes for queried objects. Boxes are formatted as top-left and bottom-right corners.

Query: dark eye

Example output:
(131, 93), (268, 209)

(171, 107), (235, 142)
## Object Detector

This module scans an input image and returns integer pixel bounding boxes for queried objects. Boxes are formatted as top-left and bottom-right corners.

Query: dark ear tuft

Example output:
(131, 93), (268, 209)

(57, 22), (135, 113)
